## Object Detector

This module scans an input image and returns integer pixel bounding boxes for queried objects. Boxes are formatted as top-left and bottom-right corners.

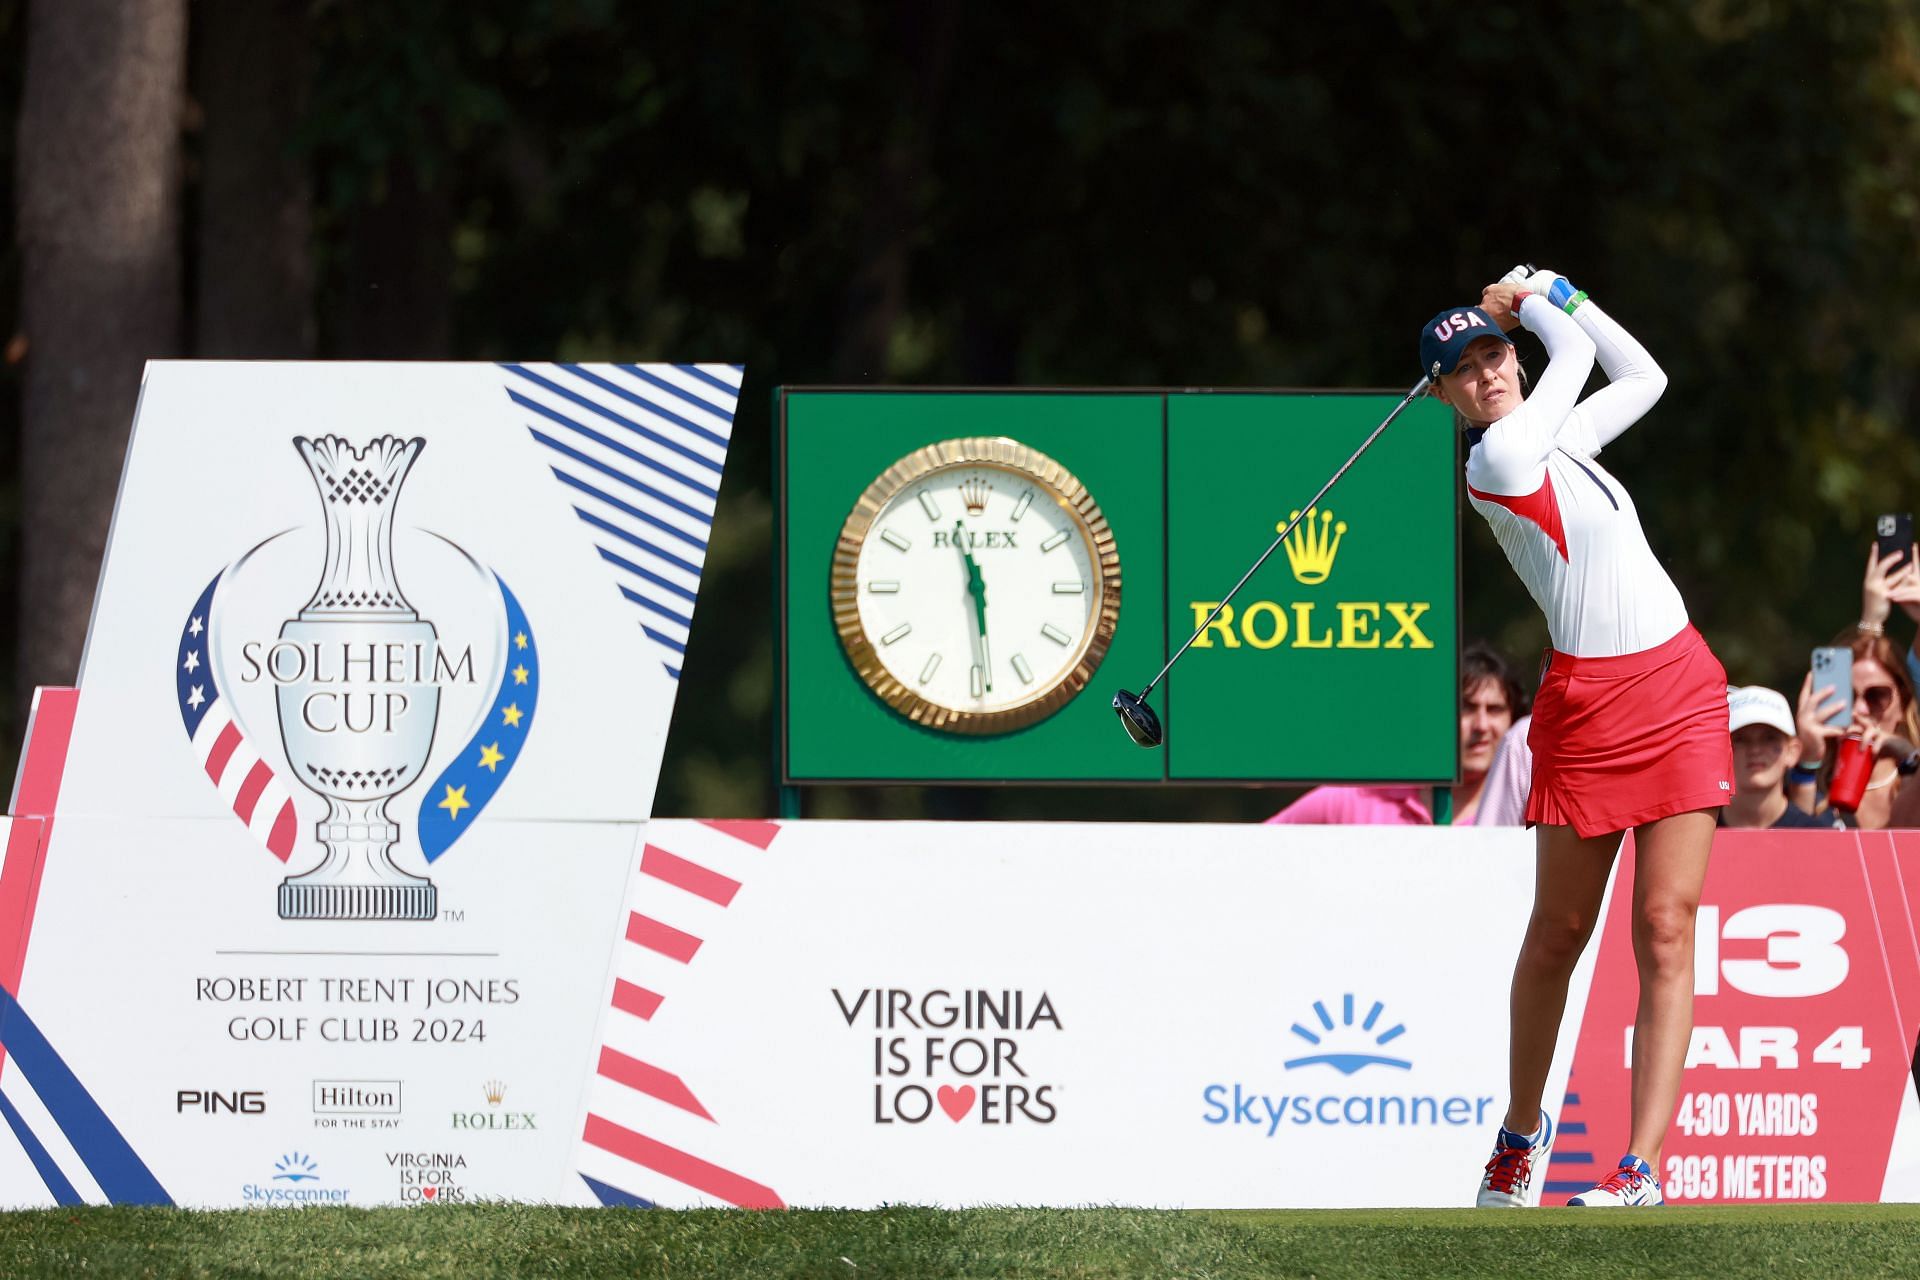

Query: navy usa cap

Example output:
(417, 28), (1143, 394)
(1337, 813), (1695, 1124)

(1419, 306), (1513, 380)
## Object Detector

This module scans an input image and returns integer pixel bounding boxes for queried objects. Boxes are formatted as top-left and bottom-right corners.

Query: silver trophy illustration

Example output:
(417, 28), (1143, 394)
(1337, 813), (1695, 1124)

(276, 435), (440, 921)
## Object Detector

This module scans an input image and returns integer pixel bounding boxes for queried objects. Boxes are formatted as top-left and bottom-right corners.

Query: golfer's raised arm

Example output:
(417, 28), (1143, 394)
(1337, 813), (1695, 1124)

(1567, 300), (1668, 450)
(1471, 293), (1595, 490)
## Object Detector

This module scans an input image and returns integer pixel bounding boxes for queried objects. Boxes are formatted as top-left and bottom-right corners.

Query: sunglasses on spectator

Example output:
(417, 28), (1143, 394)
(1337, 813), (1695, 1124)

(1862, 685), (1900, 715)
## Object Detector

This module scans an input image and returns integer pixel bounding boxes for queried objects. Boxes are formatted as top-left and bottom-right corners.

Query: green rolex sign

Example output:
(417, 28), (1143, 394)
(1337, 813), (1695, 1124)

(779, 389), (1457, 784)
(1161, 394), (1458, 782)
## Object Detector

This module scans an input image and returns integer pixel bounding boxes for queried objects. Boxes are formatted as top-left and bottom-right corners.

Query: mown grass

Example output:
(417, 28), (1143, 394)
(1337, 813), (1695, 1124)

(0, 1203), (1910, 1279)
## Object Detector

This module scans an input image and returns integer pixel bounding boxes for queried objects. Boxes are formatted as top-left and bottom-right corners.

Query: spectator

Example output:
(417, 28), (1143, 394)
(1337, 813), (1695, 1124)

(1268, 641), (1522, 825)
(1791, 629), (1920, 829)
(1472, 712), (1533, 826)
(1859, 538), (1920, 693)
(1722, 686), (1838, 830)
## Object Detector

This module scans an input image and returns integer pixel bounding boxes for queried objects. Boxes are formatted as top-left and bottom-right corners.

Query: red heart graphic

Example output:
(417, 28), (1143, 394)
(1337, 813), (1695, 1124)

(937, 1085), (975, 1122)
(422, 1186), (436, 1200)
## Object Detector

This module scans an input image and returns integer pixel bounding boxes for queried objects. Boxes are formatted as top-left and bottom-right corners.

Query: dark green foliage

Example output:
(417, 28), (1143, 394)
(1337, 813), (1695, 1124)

(10, 2), (1920, 815)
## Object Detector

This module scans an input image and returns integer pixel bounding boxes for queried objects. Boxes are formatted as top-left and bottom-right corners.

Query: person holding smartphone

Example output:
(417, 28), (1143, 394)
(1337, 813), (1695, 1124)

(1859, 528), (1920, 691)
(1792, 613), (1920, 829)
(1423, 266), (1731, 1209)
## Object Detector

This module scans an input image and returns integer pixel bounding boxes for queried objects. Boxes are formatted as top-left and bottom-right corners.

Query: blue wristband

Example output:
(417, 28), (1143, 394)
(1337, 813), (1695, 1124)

(1547, 277), (1584, 312)
(1788, 763), (1821, 783)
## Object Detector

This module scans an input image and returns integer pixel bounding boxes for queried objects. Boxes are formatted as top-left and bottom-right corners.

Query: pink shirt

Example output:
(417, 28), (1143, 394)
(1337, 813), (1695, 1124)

(1265, 786), (1433, 826)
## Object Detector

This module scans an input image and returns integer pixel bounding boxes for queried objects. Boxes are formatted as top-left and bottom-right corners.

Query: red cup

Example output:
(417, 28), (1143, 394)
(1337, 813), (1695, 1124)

(1829, 734), (1874, 813)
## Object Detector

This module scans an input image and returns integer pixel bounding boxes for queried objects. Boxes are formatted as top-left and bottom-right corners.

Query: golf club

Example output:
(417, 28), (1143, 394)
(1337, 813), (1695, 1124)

(1113, 375), (1434, 748)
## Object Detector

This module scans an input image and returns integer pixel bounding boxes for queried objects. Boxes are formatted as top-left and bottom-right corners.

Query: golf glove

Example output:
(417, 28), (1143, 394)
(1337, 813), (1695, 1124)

(1523, 267), (1586, 314)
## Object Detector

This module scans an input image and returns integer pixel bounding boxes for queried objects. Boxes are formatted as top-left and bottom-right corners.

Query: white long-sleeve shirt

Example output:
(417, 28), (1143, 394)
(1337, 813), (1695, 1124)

(1463, 296), (1689, 658)
(1471, 713), (1533, 826)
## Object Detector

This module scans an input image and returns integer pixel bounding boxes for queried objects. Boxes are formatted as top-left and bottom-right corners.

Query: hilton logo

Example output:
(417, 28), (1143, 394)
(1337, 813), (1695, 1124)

(313, 1080), (402, 1114)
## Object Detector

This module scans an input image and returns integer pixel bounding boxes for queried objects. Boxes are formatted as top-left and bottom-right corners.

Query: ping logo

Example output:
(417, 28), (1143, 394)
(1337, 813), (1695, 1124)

(958, 477), (993, 516)
(177, 1088), (265, 1114)
(1431, 310), (1490, 341)
(1282, 508), (1347, 585)
(1285, 994), (1411, 1075)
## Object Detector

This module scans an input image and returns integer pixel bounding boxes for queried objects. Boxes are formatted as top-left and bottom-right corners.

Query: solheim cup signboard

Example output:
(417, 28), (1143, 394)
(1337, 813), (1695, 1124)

(0, 361), (742, 1208)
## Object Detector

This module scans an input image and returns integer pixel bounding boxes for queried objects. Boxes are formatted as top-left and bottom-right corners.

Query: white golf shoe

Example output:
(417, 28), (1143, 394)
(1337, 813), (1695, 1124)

(1567, 1154), (1663, 1207)
(1475, 1109), (1553, 1207)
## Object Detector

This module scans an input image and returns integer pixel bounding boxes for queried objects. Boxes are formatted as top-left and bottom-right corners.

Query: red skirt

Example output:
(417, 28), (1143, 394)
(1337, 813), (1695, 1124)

(1525, 624), (1733, 838)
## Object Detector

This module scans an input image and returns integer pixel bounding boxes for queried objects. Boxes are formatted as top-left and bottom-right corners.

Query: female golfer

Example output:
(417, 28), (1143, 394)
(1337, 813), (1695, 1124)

(1421, 267), (1730, 1208)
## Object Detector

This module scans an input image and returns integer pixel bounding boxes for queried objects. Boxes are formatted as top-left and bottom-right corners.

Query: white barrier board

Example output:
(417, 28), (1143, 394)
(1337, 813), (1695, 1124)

(583, 820), (1583, 1209)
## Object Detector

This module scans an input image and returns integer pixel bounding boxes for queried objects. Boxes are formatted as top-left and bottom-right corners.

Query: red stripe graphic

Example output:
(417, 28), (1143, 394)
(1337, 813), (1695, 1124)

(1468, 478), (1569, 562)
(596, 1046), (714, 1120)
(611, 980), (664, 1020)
(10, 688), (77, 819)
(582, 1114), (783, 1209)
(626, 913), (702, 963)
(266, 801), (298, 863)
(0, 686), (80, 1082)
(233, 760), (273, 824)
(697, 819), (780, 850)
(204, 721), (243, 781)
(641, 844), (741, 906)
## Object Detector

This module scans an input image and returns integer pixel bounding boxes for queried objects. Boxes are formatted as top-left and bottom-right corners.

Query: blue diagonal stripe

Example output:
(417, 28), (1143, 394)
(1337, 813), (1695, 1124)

(514, 393), (719, 502)
(0, 987), (170, 1204)
(551, 469), (708, 554)
(617, 586), (693, 630)
(506, 365), (724, 476)
(597, 547), (699, 603)
(581, 1172), (655, 1208)
(664, 664), (681, 680)
(564, 363), (732, 451)
(641, 625), (688, 655)
(573, 508), (703, 578)
(675, 362), (744, 401)
(0, 1091), (82, 1206)
(528, 430), (713, 529)
(609, 366), (733, 445)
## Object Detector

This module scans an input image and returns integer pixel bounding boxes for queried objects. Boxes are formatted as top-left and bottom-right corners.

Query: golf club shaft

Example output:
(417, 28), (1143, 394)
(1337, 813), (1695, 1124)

(1136, 375), (1432, 702)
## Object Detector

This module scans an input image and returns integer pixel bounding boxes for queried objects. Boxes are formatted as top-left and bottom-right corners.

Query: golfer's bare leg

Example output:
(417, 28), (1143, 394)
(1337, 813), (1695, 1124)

(1624, 809), (1715, 1169)
(1502, 822), (1622, 1133)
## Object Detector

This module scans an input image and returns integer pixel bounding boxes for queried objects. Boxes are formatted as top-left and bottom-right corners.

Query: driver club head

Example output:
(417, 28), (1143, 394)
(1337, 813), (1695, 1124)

(1112, 689), (1164, 749)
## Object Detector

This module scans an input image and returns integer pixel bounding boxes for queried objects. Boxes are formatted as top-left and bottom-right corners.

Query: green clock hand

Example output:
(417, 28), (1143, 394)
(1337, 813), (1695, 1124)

(956, 521), (991, 691)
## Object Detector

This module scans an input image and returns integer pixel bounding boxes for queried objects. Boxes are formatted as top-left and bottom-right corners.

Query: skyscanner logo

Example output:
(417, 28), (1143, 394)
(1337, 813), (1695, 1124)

(1201, 992), (1494, 1137)
(1285, 993), (1410, 1074)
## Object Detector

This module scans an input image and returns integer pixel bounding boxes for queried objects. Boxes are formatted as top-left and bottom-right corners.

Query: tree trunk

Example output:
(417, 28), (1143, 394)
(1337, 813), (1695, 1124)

(194, 0), (313, 357)
(15, 0), (187, 702)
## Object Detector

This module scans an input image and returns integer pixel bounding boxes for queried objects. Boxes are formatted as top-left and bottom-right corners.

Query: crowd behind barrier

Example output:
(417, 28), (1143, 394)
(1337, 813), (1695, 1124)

(1269, 540), (1920, 830)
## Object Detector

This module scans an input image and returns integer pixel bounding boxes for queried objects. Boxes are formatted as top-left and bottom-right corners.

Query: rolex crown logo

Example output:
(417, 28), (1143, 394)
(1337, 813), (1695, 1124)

(484, 1080), (506, 1105)
(958, 477), (993, 516)
(1281, 508), (1347, 585)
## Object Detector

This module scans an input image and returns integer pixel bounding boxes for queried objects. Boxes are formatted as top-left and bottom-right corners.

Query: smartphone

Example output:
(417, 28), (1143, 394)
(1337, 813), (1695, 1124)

(1811, 646), (1853, 731)
(1876, 512), (1915, 574)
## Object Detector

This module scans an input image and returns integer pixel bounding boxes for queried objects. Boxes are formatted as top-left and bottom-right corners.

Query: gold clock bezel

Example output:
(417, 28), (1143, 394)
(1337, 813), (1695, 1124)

(830, 436), (1121, 735)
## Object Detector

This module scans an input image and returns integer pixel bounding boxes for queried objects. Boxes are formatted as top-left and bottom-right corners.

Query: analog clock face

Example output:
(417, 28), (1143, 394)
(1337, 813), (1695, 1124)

(831, 437), (1120, 733)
